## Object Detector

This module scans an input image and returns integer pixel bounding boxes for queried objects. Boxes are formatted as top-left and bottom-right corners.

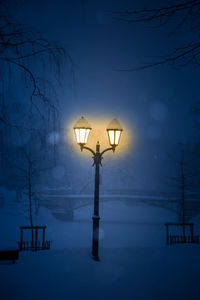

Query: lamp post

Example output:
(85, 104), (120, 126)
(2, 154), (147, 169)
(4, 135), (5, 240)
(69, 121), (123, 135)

(73, 116), (123, 261)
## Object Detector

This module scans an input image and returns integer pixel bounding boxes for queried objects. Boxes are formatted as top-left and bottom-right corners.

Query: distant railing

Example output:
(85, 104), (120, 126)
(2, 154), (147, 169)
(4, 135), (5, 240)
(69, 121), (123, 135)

(38, 188), (200, 220)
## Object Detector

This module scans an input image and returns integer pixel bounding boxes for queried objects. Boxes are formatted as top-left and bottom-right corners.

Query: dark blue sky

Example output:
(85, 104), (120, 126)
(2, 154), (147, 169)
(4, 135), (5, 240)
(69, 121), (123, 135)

(9, 0), (200, 191)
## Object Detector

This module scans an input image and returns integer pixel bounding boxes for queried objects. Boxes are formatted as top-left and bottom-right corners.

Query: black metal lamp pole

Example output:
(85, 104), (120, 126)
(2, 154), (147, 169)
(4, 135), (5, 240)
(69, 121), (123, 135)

(80, 141), (115, 261)
(74, 116), (123, 261)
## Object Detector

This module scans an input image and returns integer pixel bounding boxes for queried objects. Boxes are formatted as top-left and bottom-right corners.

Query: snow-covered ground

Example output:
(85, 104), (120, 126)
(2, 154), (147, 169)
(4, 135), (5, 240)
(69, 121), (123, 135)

(0, 188), (200, 300)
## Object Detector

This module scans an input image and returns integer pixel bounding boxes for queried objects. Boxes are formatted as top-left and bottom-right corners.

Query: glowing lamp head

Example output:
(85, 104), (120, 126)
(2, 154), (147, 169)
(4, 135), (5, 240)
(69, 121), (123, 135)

(73, 116), (91, 146)
(107, 118), (123, 148)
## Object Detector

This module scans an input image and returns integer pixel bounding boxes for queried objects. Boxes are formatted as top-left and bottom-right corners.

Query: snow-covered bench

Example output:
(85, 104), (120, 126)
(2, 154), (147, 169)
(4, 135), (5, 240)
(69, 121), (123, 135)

(19, 225), (51, 251)
(165, 223), (199, 245)
(0, 249), (19, 264)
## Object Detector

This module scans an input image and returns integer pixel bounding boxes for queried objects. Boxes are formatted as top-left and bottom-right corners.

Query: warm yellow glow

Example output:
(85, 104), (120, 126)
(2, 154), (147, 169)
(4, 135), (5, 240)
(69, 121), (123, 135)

(69, 115), (130, 156)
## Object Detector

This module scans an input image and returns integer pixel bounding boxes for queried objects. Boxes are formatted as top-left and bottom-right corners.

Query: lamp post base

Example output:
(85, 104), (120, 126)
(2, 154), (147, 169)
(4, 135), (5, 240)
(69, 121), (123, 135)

(91, 254), (100, 262)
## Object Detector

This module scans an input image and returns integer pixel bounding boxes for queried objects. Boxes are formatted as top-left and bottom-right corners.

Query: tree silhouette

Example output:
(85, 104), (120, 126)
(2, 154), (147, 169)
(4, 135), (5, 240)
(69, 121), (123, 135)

(113, 0), (200, 70)
(169, 149), (197, 237)
(0, 0), (67, 124)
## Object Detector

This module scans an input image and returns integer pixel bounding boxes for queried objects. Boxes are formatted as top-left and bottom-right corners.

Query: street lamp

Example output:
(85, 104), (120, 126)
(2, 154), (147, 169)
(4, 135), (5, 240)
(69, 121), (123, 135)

(73, 116), (123, 261)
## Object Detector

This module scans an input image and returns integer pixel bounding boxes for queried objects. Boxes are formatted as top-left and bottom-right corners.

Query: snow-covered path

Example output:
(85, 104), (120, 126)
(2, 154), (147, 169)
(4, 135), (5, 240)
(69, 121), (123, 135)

(0, 189), (200, 299)
(0, 246), (200, 300)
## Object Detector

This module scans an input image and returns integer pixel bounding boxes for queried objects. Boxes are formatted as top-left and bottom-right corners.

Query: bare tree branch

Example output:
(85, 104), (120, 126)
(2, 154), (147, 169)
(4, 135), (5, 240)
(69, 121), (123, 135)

(113, 0), (200, 70)
(0, 1), (68, 125)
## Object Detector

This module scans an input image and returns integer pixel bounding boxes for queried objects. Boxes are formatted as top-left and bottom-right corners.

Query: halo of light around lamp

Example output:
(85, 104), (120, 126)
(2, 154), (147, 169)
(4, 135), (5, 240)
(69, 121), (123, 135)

(73, 116), (91, 145)
(107, 118), (123, 147)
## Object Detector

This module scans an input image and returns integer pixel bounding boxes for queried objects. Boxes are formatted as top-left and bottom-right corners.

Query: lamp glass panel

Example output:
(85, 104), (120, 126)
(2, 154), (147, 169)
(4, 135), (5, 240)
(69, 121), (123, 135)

(75, 128), (90, 144)
(79, 128), (87, 143)
(75, 128), (80, 143)
(108, 130), (115, 145)
(115, 130), (121, 145)
(85, 128), (90, 144)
